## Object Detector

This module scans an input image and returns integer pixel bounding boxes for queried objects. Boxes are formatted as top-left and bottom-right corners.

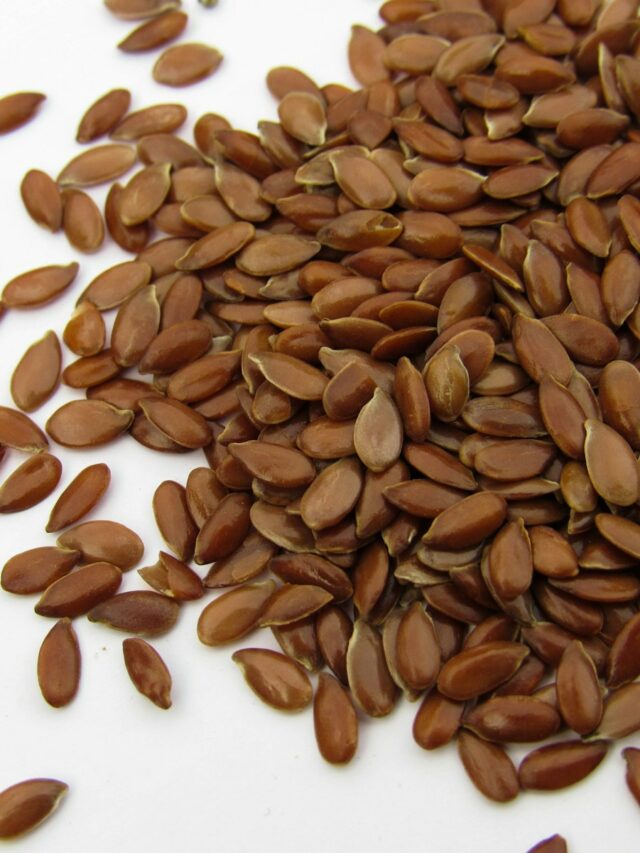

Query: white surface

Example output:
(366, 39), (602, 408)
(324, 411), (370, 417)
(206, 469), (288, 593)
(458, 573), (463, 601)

(0, 2), (636, 851)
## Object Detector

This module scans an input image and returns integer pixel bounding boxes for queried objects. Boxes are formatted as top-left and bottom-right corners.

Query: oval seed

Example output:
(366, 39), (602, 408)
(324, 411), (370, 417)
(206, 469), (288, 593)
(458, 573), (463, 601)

(354, 388), (403, 473)
(438, 642), (530, 700)
(47, 463), (112, 531)
(62, 189), (105, 252)
(232, 648), (312, 711)
(119, 162), (172, 226)
(46, 400), (133, 447)
(314, 673), (358, 764)
(396, 601), (441, 692)
(300, 457), (362, 531)
(122, 638), (172, 709)
(465, 696), (561, 743)
(35, 562), (122, 618)
(346, 619), (397, 717)
(0, 92), (45, 134)
(118, 11), (187, 52)
(37, 618), (81, 708)
(1, 547), (80, 596)
(20, 170), (62, 232)
(57, 520), (143, 570)
(556, 640), (603, 736)
(457, 730), (519, 803)
(519, 740), (609, 790)
(152, 480), (198, 561)
(76, 88), (131, 142)
(424, 492), (507, 549)
(153, 43), (223, 87)
(0, 778), (68, 839)
(88, 591), (179, 635)
(228, 440), (316, 488)
(198, 581), (276, 645)
(606, 611), (640, 688)
(2, 262), (79, 309)
(58, 144), (136, 187)
(0, 453), (62, 513)
(584, 419), (639, 506)
(11, 331), (61, 413)
(195, 493), (252, 563)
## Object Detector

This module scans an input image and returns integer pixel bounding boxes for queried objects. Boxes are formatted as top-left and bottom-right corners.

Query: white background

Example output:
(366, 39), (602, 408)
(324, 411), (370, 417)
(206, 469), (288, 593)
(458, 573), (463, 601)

(0, 1), (636, 850)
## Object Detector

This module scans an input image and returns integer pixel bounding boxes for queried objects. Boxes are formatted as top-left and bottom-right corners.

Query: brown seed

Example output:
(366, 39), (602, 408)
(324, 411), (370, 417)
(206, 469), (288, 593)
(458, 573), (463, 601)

(300, 457), (362, 531)
(1, 547), (80, 596)
(62, 189), (104, 252)
(119, 162), (172, 226)
(269, 553), (352, 603)
(232, 647), (312, 711)
(58, 145), (136, 188)
(105, 0), (180, 18)
(0, 778), (68, 839)
(112, 103), (187, 141)
(413, 690), (465, 750)
(46, 400), (133, 447)
(0, 453), (61, 513)
(259, 584), (333, 627)
(153, 43), (223, 87)
(118, 10), (187, 52)
(526, 836), (568, 853)
(598, 683), (640, 739)
(57, 520), (143, 570)
(584, 419), (639, 507)
(424, 492), (507, 550)
(11, 330), (61, 413)
(606, 611), (640, 688)
(88, 590), (179, 635)
(354, 388), (403, 473)
(197, 581), (275, 646)
(438, 642), (530, 700)
(35, 562), (122, 618)
(556, 640), (603, 736)
(487, 519), (532, 602)
(20, 170), (63, 232)
(457, 730), (519, 803)
(37, 618), (81, 708)
(395, 601), (441, 692)
(122, 637), (172, 709)
(346, 619), (397, 717)
(465, 695), (561, 743)
(0, 92), (45, 134)
(251, 352), (328, 401)
(519, 740), (609, 791)
(139, 397), (210, 449)
(228, 440), (315, 489)
(424, 344), (470, 423)
(394, 356), (431, 443)
(111, 286), (161, 368)
(623, 748), (640, 808)
(176, 222), (255, 270)
(195, 493), (252, 563)
(203, 532), (275, 588)
(3, 262), (79, 309)
(76, 89), (131, 142)
(153, 480), (198, 562)
(314, 673), (357, 764)
(105, 183), (151, 252)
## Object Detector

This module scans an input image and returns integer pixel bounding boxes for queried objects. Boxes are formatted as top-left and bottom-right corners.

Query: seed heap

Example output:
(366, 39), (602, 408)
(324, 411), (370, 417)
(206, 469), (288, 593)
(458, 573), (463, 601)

(3, 0), (640, 843)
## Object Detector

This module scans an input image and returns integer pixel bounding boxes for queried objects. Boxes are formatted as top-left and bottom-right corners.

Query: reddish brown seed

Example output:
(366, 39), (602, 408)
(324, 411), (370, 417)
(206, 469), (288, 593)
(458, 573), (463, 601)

(584, 419), (640, 506)
(3, 262), (80, 309)
(259, 584), (333, 628)
(556, 640), (603, 736)
(269, 553), (352, 603)
(519, 740), (609, 791)
(606, 612), (640, 688)
(526, 836), (568, 853)
(76, 89), (131, 143)
(152, 480), (198, 562)
(313, 672), (358, 764)
(395, 601), (441, 692)
(229, 440), (316, 489)
(11, 331), (61, 413)
(118, 11), (188, 52)
(20, 170), (63, 232)
(347, 619), (397, 717)
(1, 547), (80, 596)
(487, 519), (532, 601)
(598, 684), (640, 739)
(88, 590), (179, 635)
(62, 189), (105, 252)
(465, 695), (561, 743)
(122, 638), (172, 709)
(457, 730), (519, 803)
(139, 397), (210, 449)
(104, 0), (181, 19)
(0, 92), (46, 134)
(46, 400), (133, 448)
(300, 457), (362, 531)
(0, 453), (61, 513)
(153, 43), (223, 87)
(354, 388), (403, 473)
(438, 642), (530, 700)
(34, 562), (122, 618)
(57, 520), (143, 570)
(413, 691), (465, 750)
(37, 618), (81, 708)
(623, 748), (640, 808)
(197, 581), (276, 645)
(423, 492), (507, 549)
(0, 778), (68, 839)
(394, 356), (431, 442)
(232, 647), (313, 711)
(195, 493), (252, 563)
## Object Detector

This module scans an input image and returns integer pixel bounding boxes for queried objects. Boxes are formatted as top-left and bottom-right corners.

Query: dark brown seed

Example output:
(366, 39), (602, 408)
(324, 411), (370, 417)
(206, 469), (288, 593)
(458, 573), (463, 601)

(1, 547), (80, 596)
(88, 591), (179, 636)
(35, 562), (122, 618)
(556, 640), (603, 736)
(0, 92), (45, 134)
(232, 647), (312, 711)
(0, 778), (67, 839)
(0, 453), (61, 513)
(122, 638), (172, 709)
(37, 618), (81, 708)
(57, 520), (143, 570)
(519, 740), (609, 790)
(457, 730), (519, 803)
(314, 672), (358, 765)
(20, 170), (63, 232)
(11, 331), (61, 413)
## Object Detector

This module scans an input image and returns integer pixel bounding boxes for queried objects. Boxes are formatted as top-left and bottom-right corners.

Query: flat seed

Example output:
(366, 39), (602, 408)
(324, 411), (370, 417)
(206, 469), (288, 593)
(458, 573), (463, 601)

(346, 619), (397, 717)
(519, 740), (609, 790)
(197, 581), (276, 645)
(80, 261), (152, 310)
(530, 526), (579, 578)
(314, 673), (358, 765)
(584, 419), (639, 506)
(0, 778), (67, 839)
(118, 10), (187, 52)
(3, 262), (79, 309)
(119, 162), (172, 226)
(413, 690), (465, 750)
(11, 330), (61, 412)
(0, 90), (45, 132)
(139, 397), (210, 449)
(354, 388), (403, 472)
(62, 189), (104, 252)
(259, 584), (333, 627)
(250, 352), (327, 400)
(395, 601), (441, 692)
(104, 0), (181, 18)
(153, 480), (197, 561)
(623, 748), (640, 808)
(195, 493), (252, 563)
(35, 562), (122, 618)
(606, 611), (640, 688)
(527, 837), (568, 853)
(57, 520), (143, 570)
(465, 695), (561, 743)
(300, 457), (362, 531)
(203, 531), (275, 588)
(438, 642), (530, 700)
(538, 375), (586, 461)
(232, 647), (312, 711)
(457, 730), (519, 803)
(37, 618), (81, 708)
(0, 453), (61, 513)
(153, 43), (223, 86)
(175, 222), (255, 270)
(46, 400), (133, 447)
(1, 547), (80, 596)
(598, 684), (640, 739)
(424, 492), (507, 550)
(112, 103), (187, 141)
(88, 591), (179, 636)
(111, 285), (161, 367)
(556, 640), (603, 736)
(122, 638), (172, 709)
(20, 170), (63, 231)
(77, 89), (131, 142)
(278, 92), (326, 146)
(228, 440), (315, 489)
(138, 318), (211, 374)
(237, 234), (320, 277)
(269, 553), (352, 603)
(58, 144), (136, 187)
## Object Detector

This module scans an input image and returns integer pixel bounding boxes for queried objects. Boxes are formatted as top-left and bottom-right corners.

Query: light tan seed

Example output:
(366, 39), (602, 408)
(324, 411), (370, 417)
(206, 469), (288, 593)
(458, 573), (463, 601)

(58, 144), (137, 187)
(198, 581), (277, 645)
(0, 92), (45, 134)
(37, 618), (81, 708)
(314, 672), (358, 765)
(0, 453), (61, 513)
(0, 778), (67, 839)
(57, 520), (143, 570)
(519, 740), (608, 790)
(3, 262), (79, 309)
(11, 331), (61, 413)
(232, 647), (312, 711)
(118, 10), (187, 52)
(457, 730), (519, 803)
(122, 637), (172, 709)
(585, 419), (639, 507)
(20, 170), (62, 232)
(354, 388), (403, 473)
(153, 43), (223, 87)
(46, 400), (133, 447)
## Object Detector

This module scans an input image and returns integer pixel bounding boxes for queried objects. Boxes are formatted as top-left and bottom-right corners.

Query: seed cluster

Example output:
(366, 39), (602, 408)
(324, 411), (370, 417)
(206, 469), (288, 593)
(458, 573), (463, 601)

(2, 0), (640, 845)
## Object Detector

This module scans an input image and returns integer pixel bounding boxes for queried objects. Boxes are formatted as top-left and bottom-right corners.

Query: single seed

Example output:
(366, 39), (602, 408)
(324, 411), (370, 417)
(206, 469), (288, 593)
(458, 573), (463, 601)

(0, 778), (67, 839)
(122, 638), (172, 709)
(37, 618), (81, 708)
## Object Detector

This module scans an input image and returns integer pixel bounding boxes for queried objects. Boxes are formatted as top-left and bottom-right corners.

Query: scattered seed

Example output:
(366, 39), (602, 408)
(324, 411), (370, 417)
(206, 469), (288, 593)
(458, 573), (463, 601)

(0, 778), (67, 839)
(122, 637), (172, 709)
(37, 618), (81, 708)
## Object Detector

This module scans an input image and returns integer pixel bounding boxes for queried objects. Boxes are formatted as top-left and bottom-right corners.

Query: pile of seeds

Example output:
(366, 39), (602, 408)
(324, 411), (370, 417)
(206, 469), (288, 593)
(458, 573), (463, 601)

(3, 0), (640, 843)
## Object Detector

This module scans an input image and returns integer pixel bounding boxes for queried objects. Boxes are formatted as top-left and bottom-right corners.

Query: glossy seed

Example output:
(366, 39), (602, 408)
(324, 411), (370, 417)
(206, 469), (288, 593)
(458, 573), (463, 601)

(122, 638), (172, 708)
(438, 642), (530, 700)
(347, 620), (397, 717)
(11, 331), (61, 413)
(0, 92), (45, 134)
(3, 262), (79, 309)
(37, 618), (81, 708)
(465, 695), (561, 743)
(46, 400), (133, 447)
(519, 740), (608, 790)
(1, 547), (80, 596)
(556, 640), (603, 735)
(0, 453), (61, 513)
(198, 581), (276, 645)
(88, 591), (179, 636)
(35, 562), (122, 618)
(58, 144), (136, 187)
(20, 170), (62, 232)
(354, 388), (403, 472)
(457, 730), (519, 803)
(0, 778), (67, 839)
(232, 648), (312, 711)
(314, 673), (358, 764)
